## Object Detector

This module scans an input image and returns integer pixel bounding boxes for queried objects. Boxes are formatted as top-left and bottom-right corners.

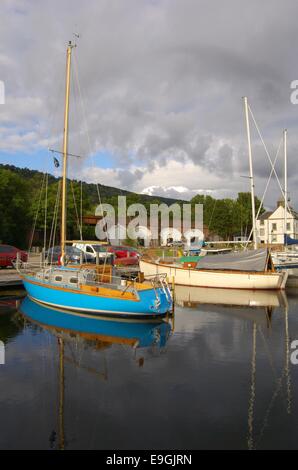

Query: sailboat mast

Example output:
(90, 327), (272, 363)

(284, 129), (287, 243)
(61, 41), (74, 265)
(243, 97), (257, 250)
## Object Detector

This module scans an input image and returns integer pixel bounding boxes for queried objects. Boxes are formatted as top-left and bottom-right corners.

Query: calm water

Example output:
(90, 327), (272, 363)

(0, 286), (298, 450)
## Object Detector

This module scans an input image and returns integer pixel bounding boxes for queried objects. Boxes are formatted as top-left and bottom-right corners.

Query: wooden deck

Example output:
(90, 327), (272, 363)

(0, 268), (23, 289)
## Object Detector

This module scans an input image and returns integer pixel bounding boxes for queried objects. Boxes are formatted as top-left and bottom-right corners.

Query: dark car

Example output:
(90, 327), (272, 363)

(45, 246), (94, 264)
(0, 244), (28, 268)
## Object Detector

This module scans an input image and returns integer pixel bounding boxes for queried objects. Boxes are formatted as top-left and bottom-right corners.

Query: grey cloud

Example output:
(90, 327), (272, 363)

(117, 168), (145, 188)
(1, 0), (298, 208)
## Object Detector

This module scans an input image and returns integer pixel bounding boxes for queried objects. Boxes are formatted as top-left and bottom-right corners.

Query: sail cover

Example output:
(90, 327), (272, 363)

(196, 249), (269, 272)
(284, 234), (298, 245)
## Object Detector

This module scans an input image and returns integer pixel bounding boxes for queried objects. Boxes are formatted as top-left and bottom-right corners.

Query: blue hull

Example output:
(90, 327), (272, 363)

(22, 275), (172, 318)
(20, 297), (172, 348)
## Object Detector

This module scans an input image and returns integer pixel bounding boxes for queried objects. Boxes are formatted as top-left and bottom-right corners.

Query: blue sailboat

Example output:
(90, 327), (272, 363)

(17, 41), (172, 318)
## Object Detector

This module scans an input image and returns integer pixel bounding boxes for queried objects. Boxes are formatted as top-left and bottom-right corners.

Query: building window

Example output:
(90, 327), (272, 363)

(287, 222), (291, 231)
(272, 223), (277, 231)
(272, 236), (277, 243)
(260, 220), (264, 226)
(260, 229), (265, 236)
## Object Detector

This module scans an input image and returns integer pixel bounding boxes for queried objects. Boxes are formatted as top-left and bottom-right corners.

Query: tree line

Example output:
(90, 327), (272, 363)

(0, 165), (264, 247)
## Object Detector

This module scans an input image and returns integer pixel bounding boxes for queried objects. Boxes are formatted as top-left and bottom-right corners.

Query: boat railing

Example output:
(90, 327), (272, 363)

(143, 273), (173, 303)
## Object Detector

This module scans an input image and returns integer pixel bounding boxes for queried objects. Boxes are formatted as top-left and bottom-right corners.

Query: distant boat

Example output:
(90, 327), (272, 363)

(16, 41), (172, 318)
(140, 249), (288, 290)
(272, 235), (298, 270)
(269, 131), (298, 272)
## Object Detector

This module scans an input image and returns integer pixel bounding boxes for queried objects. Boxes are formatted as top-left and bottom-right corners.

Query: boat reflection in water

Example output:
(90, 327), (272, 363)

(0, 292), (26, 315)
(174, 285), (286, 327)
(174, 285), (291, 450)
(19, 296), (172, 350)
(175, 285), (284, 309)
(18, 296), (173, 450)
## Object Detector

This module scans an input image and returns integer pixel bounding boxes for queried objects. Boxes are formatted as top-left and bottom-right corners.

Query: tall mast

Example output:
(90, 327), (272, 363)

(243, 97), (257, 250)
(284, 129), (287, 244)
(61, 41), (74, 265)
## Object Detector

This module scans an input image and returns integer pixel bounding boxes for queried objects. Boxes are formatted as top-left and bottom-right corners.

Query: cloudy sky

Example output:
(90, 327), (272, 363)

(1, 0), (298, 208)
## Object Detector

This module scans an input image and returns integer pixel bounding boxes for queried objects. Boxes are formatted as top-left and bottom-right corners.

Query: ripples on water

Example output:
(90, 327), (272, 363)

(0, 287), (297, 450)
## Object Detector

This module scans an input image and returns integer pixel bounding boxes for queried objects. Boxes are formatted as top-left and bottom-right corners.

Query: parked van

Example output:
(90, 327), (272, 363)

(73, 243), (113, 262)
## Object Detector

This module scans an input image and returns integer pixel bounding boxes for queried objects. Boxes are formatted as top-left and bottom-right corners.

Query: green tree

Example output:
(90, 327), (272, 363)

(0, 169), (31, 247)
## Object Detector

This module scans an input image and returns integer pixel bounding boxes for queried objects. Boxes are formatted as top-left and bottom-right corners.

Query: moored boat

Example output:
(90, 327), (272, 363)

(140, 249), (288, 290)
(17, 41), (173, 318)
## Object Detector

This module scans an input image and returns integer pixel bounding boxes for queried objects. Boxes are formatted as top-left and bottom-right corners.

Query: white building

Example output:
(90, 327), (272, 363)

(256, 199), (298, 244)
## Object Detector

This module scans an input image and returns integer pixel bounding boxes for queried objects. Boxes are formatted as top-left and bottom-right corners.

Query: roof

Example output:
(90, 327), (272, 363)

(258, 207), (298, 221)
(257, 211), (273, 221)
(291, 209), (298, 219)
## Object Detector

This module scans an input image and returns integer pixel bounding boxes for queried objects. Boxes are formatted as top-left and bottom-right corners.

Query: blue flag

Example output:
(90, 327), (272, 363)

(53, 157), (60, 168)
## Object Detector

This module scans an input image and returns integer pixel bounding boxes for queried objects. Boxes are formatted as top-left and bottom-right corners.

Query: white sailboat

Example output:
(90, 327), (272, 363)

(140, 98), (288, 290)
(140, 249), (287, 290)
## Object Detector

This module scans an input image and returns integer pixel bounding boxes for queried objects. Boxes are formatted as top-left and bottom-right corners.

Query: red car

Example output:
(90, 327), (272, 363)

(107, 246), (140, 266)
(0, 245), (28, 268)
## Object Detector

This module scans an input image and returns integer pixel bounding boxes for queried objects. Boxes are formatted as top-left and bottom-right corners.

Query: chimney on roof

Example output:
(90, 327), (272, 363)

(277, 198), (285, 208)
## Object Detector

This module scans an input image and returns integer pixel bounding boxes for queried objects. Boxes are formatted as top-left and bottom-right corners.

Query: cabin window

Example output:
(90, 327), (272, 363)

(44, 275), (49, 280)
(69, 277), (78, 284)
(55, 276), (63, 282)
(86, 246), (93, 253)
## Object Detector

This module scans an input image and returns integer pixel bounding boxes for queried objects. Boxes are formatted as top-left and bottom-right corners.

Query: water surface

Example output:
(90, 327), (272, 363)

(0, 287), (297, 450)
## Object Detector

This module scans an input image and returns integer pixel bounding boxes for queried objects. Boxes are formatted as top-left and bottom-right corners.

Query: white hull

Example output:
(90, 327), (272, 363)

(140, 259), (288, 290)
